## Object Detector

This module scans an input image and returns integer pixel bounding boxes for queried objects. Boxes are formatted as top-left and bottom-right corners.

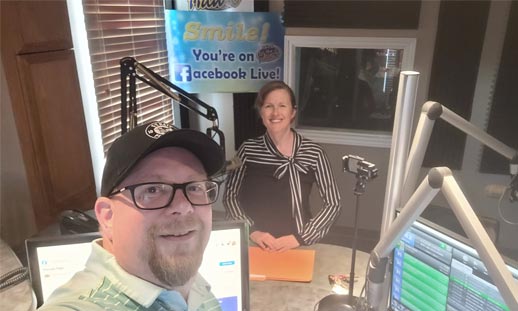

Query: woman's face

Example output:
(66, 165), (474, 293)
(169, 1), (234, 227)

(259, 89), (296, 135)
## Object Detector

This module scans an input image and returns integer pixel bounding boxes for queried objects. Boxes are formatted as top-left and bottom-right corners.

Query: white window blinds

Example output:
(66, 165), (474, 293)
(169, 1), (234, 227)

(82, 0), (173, 152)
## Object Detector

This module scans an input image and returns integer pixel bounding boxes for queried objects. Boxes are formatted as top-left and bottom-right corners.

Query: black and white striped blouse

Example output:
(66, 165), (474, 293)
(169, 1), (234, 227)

(223, 130), (341, 245)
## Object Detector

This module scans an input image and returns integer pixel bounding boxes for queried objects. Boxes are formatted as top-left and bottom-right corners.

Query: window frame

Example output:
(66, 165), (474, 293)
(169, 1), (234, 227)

(284, 35), (416, 148)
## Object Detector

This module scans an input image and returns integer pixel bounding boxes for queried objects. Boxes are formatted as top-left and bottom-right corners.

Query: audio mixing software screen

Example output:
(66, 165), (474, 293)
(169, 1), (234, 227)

(390, 221), (518, 311)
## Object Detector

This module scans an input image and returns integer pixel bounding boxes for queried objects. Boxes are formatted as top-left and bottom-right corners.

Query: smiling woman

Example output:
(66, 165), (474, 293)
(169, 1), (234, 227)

(224, 81), (342, 252)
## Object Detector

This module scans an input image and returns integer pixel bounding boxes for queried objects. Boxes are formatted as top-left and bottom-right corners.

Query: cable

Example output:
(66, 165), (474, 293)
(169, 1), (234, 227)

(497, 185), (518, 225)
(359, 263), (368, 298)
(0, 266), (29, 290)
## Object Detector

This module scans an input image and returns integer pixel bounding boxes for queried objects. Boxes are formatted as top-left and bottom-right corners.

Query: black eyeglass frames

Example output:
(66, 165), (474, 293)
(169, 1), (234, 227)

(109, 180), (221, 210)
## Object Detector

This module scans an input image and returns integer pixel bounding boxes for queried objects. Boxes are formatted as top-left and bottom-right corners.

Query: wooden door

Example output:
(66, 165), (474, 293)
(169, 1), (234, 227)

(1, 0), (96, 229)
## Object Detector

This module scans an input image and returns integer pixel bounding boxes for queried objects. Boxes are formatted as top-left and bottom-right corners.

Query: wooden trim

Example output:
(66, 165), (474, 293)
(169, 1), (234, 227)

(1, 1), (46, 225)
(1, 1), (96, 229)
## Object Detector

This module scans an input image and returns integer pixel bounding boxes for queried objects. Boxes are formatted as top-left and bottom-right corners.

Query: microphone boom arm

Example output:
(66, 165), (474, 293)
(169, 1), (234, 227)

(401, 101), (517, 205)
(120, 57), (224, 152)
(367, 167), (518, 311)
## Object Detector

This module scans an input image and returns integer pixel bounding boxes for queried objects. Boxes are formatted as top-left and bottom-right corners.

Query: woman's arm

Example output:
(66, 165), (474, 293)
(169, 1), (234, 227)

(300, 146), (342, 245)
(223, 145), (254, 225)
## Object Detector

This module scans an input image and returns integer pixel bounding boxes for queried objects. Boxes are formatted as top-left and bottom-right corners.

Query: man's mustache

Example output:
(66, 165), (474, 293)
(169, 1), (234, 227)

(150, 215), (203, 236)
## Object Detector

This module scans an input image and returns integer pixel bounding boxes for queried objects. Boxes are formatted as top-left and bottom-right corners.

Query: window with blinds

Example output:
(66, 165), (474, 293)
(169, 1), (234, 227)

(82, 0), (173, 152)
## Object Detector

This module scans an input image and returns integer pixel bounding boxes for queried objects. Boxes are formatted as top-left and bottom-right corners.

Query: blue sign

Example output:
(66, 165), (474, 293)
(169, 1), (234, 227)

(165, 10), (284, 93)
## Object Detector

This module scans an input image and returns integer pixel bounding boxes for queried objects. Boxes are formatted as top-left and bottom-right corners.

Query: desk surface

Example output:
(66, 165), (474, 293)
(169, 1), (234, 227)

(249, 243), (370, 311)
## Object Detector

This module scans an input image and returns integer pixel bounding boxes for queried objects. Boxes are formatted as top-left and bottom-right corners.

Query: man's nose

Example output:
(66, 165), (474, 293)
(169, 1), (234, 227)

(167, 188), (194, 214)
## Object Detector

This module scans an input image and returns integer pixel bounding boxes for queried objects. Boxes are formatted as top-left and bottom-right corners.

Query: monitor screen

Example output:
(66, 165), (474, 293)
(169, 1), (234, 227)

(25, 232), (101, 306)
(199, 221), (249, 311)
(390, 215), (518, 311)
(26, 221), (249, 311)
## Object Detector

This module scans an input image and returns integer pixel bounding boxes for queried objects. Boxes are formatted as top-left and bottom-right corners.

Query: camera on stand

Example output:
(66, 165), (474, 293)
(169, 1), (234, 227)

(315, 155), (379, 310)
(343, 155), (379, 181)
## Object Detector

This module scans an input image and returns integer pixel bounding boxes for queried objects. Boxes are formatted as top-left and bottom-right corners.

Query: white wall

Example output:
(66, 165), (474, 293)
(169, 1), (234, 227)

(67, 0), (105, 195)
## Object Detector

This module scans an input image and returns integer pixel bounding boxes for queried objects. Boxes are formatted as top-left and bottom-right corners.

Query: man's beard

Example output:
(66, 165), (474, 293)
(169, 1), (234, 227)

(147, 216), (207, 287)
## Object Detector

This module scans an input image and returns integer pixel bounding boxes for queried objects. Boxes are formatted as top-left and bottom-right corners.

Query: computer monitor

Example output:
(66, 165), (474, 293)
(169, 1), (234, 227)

(390, 215), (518, 311)
(25, 231), (101, 306)
(26, 221), (249, 311)
(199, 221), (249, 311)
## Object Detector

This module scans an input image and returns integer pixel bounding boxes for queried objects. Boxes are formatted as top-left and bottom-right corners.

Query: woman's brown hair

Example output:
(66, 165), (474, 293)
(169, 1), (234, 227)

(254, 80), (297, 111)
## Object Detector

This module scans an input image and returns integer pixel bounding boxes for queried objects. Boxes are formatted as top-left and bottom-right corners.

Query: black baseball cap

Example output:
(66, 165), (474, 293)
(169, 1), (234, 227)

(100, 121), (225, 197)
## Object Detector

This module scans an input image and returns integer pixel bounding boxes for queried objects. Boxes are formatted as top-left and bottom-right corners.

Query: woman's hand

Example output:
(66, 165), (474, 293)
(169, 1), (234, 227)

(250, 231), (278, 251)
(251, 232), (300, 252)
(273, 235), (300, 252)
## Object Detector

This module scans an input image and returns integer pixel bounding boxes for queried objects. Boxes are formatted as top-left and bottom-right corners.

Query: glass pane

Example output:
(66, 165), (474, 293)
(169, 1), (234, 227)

(296, 47), (404, 133)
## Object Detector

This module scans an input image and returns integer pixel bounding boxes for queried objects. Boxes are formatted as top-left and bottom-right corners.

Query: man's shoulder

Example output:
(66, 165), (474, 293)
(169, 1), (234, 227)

(38, 245), (145, 311)
(39, 276), (150, 311)
(38, 271), (105, 311)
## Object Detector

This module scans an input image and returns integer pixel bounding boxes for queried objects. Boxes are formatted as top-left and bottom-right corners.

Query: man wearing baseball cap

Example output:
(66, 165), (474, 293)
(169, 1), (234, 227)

(39, 121), (225, 311)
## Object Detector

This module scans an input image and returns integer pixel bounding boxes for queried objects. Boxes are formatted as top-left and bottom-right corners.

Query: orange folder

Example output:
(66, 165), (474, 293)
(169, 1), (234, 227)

(248, 246), (316, 282)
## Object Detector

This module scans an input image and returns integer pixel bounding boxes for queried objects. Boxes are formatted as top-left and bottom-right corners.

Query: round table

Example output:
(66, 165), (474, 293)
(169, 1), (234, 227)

(249, 243), (370, 310)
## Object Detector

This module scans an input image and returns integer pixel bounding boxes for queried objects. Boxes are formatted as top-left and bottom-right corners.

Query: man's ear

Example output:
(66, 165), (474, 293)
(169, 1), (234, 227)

(95, 197), (114, 238)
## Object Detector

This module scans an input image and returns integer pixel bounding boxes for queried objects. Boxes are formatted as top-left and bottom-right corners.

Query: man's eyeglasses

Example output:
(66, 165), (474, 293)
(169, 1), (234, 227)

(109, 180), (221, 210)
